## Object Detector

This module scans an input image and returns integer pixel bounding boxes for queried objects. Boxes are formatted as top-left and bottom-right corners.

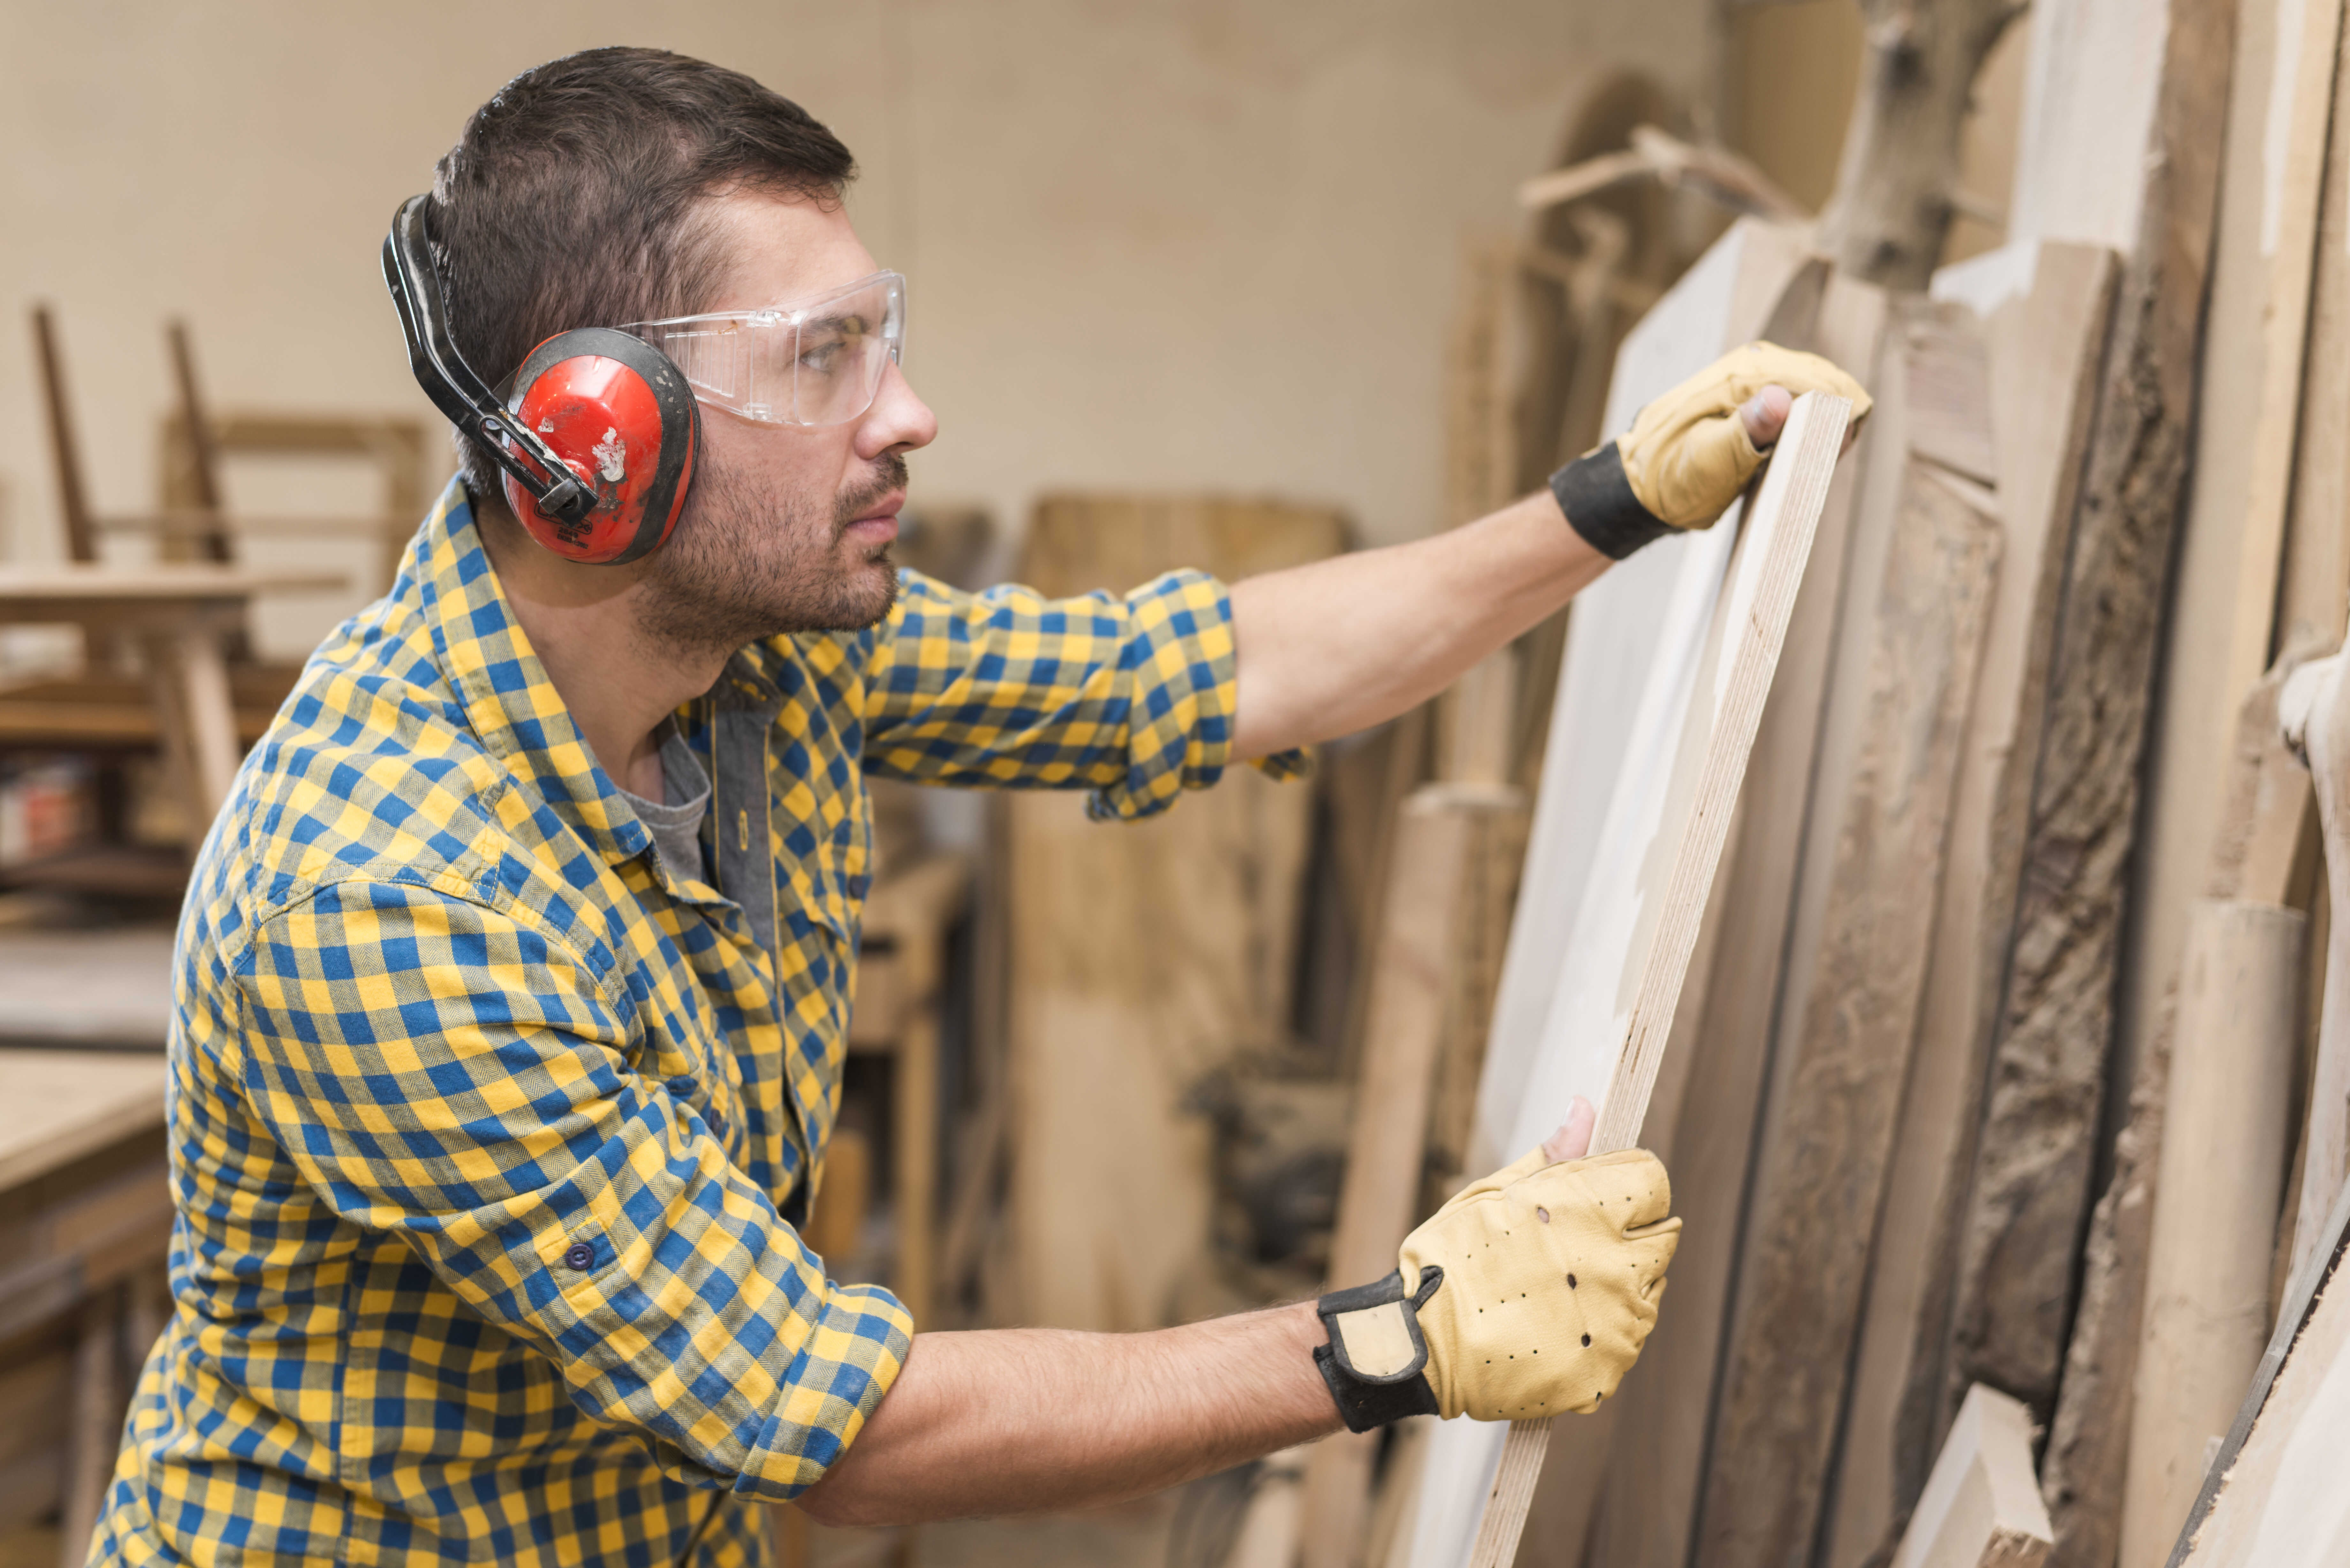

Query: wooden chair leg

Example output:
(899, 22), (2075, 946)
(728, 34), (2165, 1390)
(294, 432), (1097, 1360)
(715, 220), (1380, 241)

(58, 1286), (124, 1568)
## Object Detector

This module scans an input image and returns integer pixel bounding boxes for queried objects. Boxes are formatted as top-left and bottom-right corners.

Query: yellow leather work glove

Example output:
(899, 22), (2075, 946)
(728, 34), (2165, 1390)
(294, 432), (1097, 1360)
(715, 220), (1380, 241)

(1311, 1147), (1680, 1428)
(1550, 341), (1872, 559)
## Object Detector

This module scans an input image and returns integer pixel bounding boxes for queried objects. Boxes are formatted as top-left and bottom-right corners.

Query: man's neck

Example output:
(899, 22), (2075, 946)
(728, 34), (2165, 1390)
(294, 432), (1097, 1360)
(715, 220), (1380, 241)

(475, 502), (728, 800)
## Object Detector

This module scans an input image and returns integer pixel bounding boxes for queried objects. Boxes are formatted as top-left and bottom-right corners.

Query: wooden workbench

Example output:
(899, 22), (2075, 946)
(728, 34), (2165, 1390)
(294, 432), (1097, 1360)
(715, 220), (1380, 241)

(0, 1047), (171, 1568)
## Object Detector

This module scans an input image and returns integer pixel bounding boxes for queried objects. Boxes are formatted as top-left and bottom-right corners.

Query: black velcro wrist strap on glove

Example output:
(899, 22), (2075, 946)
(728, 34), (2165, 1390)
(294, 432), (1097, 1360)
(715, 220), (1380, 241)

(1313, 1268), (1444, 1433)
(1551, 441), (1672, 561)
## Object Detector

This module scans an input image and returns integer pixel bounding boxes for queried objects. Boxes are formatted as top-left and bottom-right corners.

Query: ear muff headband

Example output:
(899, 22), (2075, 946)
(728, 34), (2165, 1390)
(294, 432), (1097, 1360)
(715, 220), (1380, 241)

(381, 196), (594, 525)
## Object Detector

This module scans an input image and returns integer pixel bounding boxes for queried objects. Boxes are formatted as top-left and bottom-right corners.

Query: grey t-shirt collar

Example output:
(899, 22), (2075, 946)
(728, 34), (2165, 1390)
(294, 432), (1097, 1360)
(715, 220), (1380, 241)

(615, 720), (712, 884)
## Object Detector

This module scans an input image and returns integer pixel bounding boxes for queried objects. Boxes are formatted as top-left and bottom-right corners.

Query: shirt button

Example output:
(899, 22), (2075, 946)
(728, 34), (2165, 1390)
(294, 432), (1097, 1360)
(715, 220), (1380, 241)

(563, 1242), (595, 1271)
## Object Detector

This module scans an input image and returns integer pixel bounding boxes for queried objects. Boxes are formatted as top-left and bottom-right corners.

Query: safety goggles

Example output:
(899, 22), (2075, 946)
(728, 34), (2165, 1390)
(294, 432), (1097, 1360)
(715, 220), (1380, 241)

(623, 270), (905, 426)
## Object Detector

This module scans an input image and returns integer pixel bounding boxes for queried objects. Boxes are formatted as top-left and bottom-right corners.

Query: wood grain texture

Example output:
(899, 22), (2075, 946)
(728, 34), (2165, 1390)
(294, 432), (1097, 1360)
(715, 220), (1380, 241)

(2219, 0), (2342, 718)
(1404, 218), (1819, 1568)
(2117, 900), (2305, 1567)
(1579, 269), (1893, 1568)
(1700, 438), (2002, 1563)
(1464, 390), (1857, 1568)
(1001, 495), (1341, 1333)
(2040, 658), (2318, 1568)
(1937, 0), (2240, 1444)
(1827, 240), (2119, 1568)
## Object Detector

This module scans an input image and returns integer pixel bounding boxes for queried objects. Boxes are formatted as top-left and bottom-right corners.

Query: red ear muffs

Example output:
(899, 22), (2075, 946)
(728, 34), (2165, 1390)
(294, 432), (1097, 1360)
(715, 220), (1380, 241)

(501, 328), (700, 565)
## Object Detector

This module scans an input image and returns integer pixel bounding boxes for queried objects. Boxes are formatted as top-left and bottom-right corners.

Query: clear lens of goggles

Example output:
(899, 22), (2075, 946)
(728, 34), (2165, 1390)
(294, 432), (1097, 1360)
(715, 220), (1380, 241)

(624, 270), (905, 426)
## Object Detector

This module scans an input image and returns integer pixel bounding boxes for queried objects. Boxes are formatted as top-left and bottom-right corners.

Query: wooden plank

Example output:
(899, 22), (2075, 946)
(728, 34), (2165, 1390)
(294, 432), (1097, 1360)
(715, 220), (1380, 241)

(2115, 899), (2306, 1566)
(2280, 649), (2350, 1278)
(1825, 239), (2120, 1568)
(2041, 657), (2323, 1568)
(2220, 0), (2342, 720)
(1937, 0), (2241, 1447)
(2072, 25), (2350, 1546)
(1401, 215), (1820, 1568)
(0, 1052), (166, 1195)
(1575, 267), (1892, 1568)
(1891, 1383), (2055, 1568)
(2163, 1176), (2350, 1565)
(1298, 784), (1509, 1568)
(2278, 0), (2350, 661)
(1461, 391), (1856, 1568)
(1001, 495), (1342, 1333)
(1700, 334), (2003, 1564)
(55, 1288), (118, 1568)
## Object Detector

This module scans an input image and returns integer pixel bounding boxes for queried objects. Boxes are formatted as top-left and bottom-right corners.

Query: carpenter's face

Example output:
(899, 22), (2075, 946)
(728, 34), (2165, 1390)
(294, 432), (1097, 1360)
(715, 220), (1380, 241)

(635, 192), (936, 653)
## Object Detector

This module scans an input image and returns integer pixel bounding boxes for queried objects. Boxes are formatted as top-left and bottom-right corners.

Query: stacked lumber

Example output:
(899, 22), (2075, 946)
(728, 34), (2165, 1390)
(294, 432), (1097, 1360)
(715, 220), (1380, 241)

(1302, 0), (2272, 1548)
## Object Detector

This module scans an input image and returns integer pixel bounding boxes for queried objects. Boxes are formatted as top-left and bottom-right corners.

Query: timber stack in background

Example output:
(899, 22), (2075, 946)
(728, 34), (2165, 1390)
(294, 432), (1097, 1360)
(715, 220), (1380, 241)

(1168, 0), (2350, 1561)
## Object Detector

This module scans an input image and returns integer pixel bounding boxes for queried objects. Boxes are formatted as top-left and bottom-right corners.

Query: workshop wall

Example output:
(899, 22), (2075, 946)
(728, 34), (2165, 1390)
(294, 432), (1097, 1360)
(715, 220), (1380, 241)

(0, 0), (1711, 620)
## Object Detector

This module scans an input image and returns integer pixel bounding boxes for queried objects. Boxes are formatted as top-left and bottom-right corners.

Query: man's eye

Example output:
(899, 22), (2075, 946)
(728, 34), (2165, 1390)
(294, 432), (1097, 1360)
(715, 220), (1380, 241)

(799, 328), (866, 375)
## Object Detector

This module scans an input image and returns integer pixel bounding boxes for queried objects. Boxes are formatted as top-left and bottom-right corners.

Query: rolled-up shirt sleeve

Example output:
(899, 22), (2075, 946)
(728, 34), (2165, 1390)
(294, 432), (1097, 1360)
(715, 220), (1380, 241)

(860, 567), (1309, 822)
(232, 877), (908, 1500)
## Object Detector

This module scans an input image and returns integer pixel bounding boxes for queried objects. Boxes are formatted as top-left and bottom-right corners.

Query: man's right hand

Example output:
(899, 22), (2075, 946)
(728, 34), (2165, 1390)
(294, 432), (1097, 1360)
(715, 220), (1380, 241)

(1313, 1127), (1679, 1428)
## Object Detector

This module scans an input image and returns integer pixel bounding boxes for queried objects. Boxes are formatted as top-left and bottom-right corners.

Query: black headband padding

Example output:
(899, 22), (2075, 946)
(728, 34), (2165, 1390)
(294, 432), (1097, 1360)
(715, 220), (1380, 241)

(381, 195), (594, 523)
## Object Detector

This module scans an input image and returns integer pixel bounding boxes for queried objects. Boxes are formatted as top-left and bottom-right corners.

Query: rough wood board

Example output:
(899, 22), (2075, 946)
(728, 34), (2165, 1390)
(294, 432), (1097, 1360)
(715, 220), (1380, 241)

(0, 1051), (166, 1195)
(1002, 495), (1342, 1332)
(1823, 239), (2120, 1568)
(2164, 1178), (2350, 1565)
(2278, 0), (2350, 660)
(1405, 218), (1821, 1568)
(1700, 445), (2002, 1560)
(2117, 900), (2305, 1567)
(1460, 391), (1854, 1568)
(1891, 1383), (2054, 1568)
(2114, 0), (2297, 1174)
(2218, 0), (2341, 719)
(2041, 658), (2318, 1568)
(1937, 0), (2240, 1444)
(1465, 220), (1817, 1181)
(1574, 269), (1892, 1568)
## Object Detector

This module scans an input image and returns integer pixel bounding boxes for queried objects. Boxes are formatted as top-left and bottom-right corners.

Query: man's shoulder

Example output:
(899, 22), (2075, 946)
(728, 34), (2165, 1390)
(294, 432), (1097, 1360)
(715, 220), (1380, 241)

(206, 598), (528, 927)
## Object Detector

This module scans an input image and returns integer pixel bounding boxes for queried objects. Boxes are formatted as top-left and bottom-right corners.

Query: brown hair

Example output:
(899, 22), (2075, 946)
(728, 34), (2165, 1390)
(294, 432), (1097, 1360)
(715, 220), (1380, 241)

(426, 46), (856, 502)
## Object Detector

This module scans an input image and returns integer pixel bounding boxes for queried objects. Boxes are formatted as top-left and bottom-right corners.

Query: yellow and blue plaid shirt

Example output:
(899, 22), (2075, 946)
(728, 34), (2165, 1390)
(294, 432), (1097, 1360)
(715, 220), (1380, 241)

(95, 481), (1297, 1567)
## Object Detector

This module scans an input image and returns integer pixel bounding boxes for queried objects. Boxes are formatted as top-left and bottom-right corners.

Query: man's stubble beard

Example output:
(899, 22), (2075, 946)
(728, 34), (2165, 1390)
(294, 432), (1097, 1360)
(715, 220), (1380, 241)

(636, 451), (907, 660)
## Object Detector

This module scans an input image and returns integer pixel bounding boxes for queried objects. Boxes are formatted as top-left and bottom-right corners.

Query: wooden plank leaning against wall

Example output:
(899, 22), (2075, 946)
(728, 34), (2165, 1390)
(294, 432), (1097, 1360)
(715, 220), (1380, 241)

(2040, 0), (2344, 1559)
(1925, 0), (2240, 1499)
(1697, 297), (2004, 1568)
(1569, 257), (1892, 1568)
(1822, 240), (2120, 1567)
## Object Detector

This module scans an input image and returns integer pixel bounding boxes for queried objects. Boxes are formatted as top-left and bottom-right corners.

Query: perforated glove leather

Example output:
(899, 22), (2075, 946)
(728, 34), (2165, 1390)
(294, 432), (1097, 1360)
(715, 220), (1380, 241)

(1313, 1147), (1680, 1430)
(1550, 341), (1872, 559)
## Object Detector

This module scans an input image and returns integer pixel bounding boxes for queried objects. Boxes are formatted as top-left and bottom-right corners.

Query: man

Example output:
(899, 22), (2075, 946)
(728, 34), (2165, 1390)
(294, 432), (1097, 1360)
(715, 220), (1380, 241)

(92, 46), (1865, 1567)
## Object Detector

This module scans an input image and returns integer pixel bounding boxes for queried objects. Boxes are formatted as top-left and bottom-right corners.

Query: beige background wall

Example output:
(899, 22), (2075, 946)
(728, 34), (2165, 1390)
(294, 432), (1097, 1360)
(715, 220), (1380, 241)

(1, 0), (1714, 657)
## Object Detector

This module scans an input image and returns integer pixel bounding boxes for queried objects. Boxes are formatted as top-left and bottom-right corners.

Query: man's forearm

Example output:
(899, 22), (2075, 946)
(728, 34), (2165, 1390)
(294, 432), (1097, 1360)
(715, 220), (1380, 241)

(1227, 488), (1608, 760)
(796, 1301), (1338, 1527)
